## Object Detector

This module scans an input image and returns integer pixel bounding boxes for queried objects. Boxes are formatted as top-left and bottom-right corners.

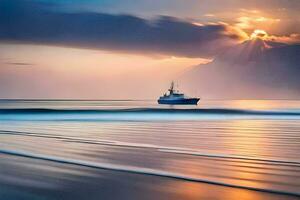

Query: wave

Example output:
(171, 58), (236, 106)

(1, 148), (299, 197)
(1, 108), (299, 121)
(0, 108), (299, 115)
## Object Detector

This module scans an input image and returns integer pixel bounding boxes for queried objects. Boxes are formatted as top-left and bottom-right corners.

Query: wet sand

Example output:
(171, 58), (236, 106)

(0, 154), (299, 200)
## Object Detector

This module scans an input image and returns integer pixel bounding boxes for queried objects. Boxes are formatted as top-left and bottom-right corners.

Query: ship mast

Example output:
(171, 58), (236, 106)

(168, 81), (175, 95)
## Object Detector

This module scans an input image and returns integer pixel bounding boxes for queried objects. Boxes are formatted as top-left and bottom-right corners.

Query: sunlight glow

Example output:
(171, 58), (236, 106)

(250, 29), (268, 40)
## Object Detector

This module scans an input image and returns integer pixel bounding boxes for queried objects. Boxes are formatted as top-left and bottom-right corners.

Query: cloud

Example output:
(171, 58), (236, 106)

(4, 62), (34, 66)
(204, 13), (216, 17)
(181, 39), (300, 99)
(267, 33), (300, 44)
(0, 0), (243, 58)
(235, 16), (281, 30)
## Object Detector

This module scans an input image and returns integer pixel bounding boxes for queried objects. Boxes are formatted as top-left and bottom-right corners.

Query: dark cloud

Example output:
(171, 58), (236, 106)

(5, 62), (33, 66)
(0, 0), (241, 58)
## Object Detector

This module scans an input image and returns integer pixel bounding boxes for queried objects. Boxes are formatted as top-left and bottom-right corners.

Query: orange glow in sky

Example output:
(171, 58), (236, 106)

(250, 29), (268, 40)
(0, 44), (208, 99)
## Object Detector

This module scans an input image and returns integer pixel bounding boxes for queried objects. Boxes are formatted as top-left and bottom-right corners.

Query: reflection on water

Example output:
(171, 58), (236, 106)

(228, 120), (268, 158)
(0, 100), (300, 200)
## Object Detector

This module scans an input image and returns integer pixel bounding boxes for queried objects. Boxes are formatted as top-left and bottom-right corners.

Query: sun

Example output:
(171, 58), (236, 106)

(250, 29), (268, 40)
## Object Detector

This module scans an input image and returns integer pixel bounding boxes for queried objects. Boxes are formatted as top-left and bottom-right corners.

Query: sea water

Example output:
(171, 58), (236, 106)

(0, 100), (299, 200)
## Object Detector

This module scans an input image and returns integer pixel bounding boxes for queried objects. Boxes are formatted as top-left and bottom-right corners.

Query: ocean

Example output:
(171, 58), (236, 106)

(0, 100), (299, 200)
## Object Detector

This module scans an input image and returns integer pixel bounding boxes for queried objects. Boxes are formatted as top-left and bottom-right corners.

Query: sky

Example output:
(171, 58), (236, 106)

(0, 0), (299, 99)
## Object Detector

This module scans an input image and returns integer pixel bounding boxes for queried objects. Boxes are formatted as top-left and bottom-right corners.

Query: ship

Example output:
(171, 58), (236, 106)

(157, 82), (200, 105)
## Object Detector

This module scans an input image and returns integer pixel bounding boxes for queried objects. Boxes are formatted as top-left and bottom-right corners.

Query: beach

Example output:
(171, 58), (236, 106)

(0, 100), (300, 200)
